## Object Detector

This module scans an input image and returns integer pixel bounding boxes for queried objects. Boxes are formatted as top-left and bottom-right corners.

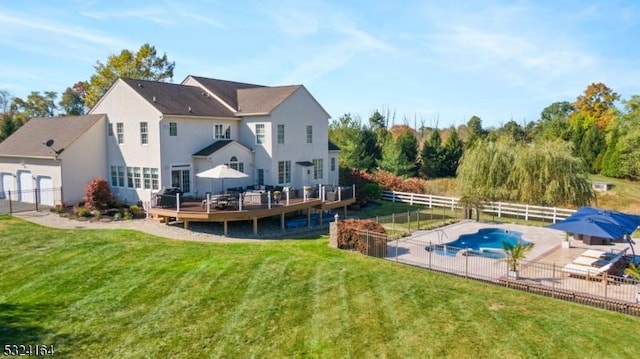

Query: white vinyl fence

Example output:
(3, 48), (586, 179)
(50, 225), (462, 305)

(381, 190), (576, 223)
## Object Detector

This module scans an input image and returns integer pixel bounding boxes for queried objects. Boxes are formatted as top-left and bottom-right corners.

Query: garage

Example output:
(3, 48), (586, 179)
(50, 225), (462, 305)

(1, 173), (14, 199)
(37, 176), (54, 206)
(18, 170), (34, 203)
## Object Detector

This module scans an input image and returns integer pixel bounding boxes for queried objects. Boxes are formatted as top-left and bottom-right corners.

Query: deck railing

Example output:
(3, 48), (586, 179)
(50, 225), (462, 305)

(149, 184), (356, 213)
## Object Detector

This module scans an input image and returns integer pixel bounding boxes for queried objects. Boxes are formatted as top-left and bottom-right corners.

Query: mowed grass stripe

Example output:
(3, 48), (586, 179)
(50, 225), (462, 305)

(209, 255), (290, 357)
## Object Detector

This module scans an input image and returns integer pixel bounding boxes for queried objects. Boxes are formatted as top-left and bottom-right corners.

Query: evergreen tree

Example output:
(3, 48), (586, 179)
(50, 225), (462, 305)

(378, 138), (414, 176)
(420, 128), (445, 178)
(441, 127), (464, 176)
(0, 114), (16, 141)
(395, 130), (419, 175)
(578, 124), (606, 173)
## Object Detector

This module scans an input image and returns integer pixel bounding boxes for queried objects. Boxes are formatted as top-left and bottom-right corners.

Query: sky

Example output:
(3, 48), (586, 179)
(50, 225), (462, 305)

(1, 0), (639, 128)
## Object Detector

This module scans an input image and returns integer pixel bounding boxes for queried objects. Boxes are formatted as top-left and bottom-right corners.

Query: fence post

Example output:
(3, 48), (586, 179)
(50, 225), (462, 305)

(552, 263), (556, 299)
(428, 241), (432, 269)
(392, 191), (396, 203)
(35, 189), (39, 212)
(465, 250), (469, 278)
(407, 211), (410, 232)
(176, 193), (180, 212)
(417, 210), (420, 230)
(8, 190), (12, 214)
(395, 237), (398, 262)
(392, 213), (395, 233)
(410, 193), (414, 206)
(525, 204), (529, 221)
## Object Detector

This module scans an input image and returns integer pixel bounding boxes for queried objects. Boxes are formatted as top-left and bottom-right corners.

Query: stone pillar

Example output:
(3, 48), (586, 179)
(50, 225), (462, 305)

(329, 222), (339, 248)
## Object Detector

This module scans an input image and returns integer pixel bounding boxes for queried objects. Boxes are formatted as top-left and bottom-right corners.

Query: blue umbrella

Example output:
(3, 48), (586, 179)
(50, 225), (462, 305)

(547, 217), (628, 240)
(571, 206), (640, 234)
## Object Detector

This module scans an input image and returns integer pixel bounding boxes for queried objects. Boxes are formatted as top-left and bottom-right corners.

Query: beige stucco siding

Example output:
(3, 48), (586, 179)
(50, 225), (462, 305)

(267, 87), (330, 189)
(91, 80), (162, 203)
(59, 116), (107, 204)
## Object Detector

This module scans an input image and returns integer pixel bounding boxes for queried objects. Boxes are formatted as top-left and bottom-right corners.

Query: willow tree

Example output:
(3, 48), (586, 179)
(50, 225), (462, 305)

(456, 138), (515, 201)
(508, 140), (594, 206)
(457, 138), (594, 207)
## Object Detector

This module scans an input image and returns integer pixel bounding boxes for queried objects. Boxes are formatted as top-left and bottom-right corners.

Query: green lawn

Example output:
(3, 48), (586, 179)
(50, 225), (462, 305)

(1, 216), (640, 358)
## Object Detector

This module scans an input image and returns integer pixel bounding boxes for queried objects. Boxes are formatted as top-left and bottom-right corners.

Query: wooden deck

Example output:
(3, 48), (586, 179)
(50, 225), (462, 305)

(148, 196), (356, 235)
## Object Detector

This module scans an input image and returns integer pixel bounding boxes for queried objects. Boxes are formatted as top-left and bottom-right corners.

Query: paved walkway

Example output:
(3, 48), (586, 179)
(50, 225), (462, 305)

(12, 211), (282, 243)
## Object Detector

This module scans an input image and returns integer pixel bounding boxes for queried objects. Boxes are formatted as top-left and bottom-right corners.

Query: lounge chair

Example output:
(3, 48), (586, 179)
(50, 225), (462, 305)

(562, 248), (628, 280)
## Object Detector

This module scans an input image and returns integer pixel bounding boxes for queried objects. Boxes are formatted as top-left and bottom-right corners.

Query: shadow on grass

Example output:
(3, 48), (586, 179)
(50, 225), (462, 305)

(0, 302), (79, 352)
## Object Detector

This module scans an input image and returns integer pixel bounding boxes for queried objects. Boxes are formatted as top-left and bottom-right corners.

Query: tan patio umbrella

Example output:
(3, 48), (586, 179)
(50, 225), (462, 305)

(196, 164), (248, 194)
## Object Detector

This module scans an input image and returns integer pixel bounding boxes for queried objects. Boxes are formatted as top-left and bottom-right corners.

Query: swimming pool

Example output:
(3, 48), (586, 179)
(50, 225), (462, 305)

(427, 228), (531, 259)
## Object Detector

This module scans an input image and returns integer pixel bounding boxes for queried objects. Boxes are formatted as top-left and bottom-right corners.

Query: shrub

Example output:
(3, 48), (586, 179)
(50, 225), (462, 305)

(129, 204), (144, 218)
(84, 177), (112, 210)
(336, 219), (386, 254)
(362, 182), (382, 201)
(76, 207), (91, 218)
(122, 209), (133, 220)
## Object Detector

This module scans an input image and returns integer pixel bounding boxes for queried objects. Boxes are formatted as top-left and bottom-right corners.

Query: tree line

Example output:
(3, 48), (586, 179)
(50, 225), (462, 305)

(330, 82), (640, 183)
(0, 44), (174, 141)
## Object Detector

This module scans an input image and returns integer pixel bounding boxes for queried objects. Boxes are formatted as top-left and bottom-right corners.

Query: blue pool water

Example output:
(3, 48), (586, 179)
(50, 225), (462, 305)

(428, 228), (531, 259)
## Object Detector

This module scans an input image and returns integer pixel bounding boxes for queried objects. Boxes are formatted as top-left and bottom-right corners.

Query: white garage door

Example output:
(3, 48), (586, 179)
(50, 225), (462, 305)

(18, 171), (34, 203)
(1, 173), (15, 199)
(37, 176), (54, 206)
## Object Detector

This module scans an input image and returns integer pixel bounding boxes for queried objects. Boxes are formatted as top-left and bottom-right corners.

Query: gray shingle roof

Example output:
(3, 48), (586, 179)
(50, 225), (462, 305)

(237, 86), (300, 115)
(122, 78), (235, 117)
(0, 114), (105, 158)
(193, 140), (252, 157)
(187, 76), (264, 111)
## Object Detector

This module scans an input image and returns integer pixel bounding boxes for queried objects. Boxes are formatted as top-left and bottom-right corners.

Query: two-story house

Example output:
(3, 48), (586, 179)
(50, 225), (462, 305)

(91, 76), (339, 203)
(0, 76), (339, 207)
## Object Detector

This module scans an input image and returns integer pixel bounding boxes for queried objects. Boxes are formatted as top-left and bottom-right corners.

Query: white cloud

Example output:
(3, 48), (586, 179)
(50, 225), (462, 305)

(81, 7), (174, 25)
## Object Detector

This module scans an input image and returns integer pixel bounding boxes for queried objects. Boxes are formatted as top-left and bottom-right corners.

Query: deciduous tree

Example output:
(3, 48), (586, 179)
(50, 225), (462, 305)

(59, 81), (88, 115)
(10, 91), (57, 125)
(85, 43), (175, 109)
(457, 138), (594, 206)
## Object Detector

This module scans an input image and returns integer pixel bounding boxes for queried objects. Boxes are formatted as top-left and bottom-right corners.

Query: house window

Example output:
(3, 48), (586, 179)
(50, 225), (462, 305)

(151, 168), (159, 190)
(278, 160), (291, 184)
(256, 124), (265, 144)
(108, 123), (113, 136)
(257, 169), (264, 185)
(142, 167), (159, 190)
(143, 168), (151, 189)
(227, 156), (244, 173)
(169, 122), (177, 136)
(127, 167), (134, 188)
(116, 123), (124, 144)
(133, 167), (142, 188)
(331, 157), (336, 172)
(110, 166), (118, 186)
(214, 124), (230, 139)
(306, 125), (313, 143)
(117, 166), (125, 187)
(277, 124), (285, 144)
(313, 158), (323, 180)
(140, 122), (148, 145)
